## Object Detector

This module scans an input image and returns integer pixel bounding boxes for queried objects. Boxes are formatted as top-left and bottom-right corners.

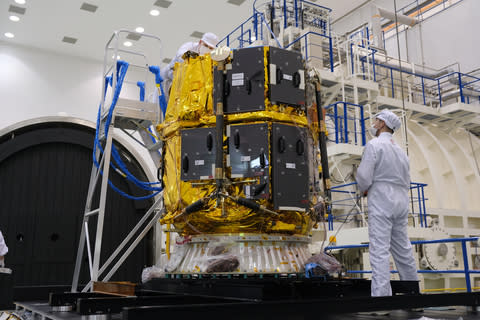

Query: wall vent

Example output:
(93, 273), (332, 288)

(80, 3), (98, 13)
(9, 5), (26, 15)
(126, 33), (142, 41)
(154, 0), (172, 8)
(227, 0), (246, 5)
(62, 36), (78, 44)
(190, 31), (204, 39)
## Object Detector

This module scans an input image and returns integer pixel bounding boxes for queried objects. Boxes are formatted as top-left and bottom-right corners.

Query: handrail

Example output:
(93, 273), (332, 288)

(253, 0), (332, 22)
(410, 182), (428, 227)
(222, 0), (478, 105)
(222, 0), (333, 68)
(329, 181), (428, 230)
(366, 57), (480, 106)
(350, 34), (480, 106)
(325, 237), (479, 292)
(217, 15), (256, 48)
(283, 31), (334, 72)
(323, 102), (367, 146)
(217, 11), (282, 49)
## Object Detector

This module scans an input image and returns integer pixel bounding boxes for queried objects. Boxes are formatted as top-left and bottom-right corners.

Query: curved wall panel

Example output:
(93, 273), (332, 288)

(406, 121), (480, 211)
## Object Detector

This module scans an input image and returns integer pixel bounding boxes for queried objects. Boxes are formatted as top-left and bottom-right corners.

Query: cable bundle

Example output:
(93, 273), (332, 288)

(93, 60), (162, 200)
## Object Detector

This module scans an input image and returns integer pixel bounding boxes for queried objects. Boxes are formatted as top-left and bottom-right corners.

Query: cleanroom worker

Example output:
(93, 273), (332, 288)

(160, 32), (219, 84)
(356, 109), (418, 296)
(0, 229), (8, 267)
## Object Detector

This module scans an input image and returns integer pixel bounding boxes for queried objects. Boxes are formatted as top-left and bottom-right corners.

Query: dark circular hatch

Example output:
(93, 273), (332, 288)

(0, 118), (155, 297)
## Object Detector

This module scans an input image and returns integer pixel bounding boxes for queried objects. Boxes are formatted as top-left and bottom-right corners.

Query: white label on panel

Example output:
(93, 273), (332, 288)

(232, 79), (244, 86)
(286, 163), (296, 169)
(279, 206), (306, 212)
(241, 156), (251, 162)
(283, 74), (293, 81)
(270, 64), (277, 84)
(299, 69), (305, 90)
(232, 73), (244, 80)
(195, 159), (205, 166)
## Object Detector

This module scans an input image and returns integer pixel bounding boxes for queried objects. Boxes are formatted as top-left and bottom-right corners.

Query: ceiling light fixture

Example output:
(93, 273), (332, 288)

(4, 32), (15, 38)
(149, 9), (160, 16)
(14, 0), (26, 4)
(123, 41), (133, 47)
(135, 27), (144, 33)
(9, 15), (20, 22)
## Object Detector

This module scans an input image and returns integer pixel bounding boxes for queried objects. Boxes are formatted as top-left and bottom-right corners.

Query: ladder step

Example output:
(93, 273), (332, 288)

(147, 141), (163, 151)
(113, 99), (160, 129)
(85, 208), (100, 217)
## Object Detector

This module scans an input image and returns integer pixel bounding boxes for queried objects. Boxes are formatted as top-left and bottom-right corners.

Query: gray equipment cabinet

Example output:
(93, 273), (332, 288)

(271, 123), (309, 211)
(180, 127), (217, 181)
(224, 46), (266, 114)
(227, 123), (269, 199)
(221, 46), (305, 114)
(269, 47), (305, 107)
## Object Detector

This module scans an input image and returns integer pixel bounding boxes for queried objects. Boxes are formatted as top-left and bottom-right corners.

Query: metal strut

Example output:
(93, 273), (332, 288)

(314, 80), (332, 215)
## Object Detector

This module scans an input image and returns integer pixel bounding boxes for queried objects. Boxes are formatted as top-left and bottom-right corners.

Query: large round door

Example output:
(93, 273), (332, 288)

(0, 117), (155, 296)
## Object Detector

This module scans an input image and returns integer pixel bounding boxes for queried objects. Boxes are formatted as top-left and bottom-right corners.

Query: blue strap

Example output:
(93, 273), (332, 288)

(104, 76), (112, 97)
(305, 263), (317, 278)
(137, 81), (145, 102)
(148, 65), (168, 117)
(92, 61), (163, 200)
(104, 60), (129, 136)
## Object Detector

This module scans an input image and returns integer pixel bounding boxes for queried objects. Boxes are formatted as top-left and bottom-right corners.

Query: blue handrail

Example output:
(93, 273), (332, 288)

(356, 49), (480, 107)
(329, 181), (428, 230)
(220, 0), (334, 70)
(283, 31), (334, 72)
(217, 11), (282, 49)
(220, 0), (479, 111)
(325, 237), (479, 293)
(324, 102), (367, 146)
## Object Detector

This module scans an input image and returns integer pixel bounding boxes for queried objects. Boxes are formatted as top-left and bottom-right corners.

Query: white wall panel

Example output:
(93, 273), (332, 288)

(0, 43), (102, 129)
(385, 0), (477, 72)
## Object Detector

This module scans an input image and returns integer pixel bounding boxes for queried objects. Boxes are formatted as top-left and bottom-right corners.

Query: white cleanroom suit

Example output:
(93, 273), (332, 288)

(160, 32), (219, 83)
(356, 111), (418, 297)
(156, 33), (219, 104)
(0, 230), (8, 267)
